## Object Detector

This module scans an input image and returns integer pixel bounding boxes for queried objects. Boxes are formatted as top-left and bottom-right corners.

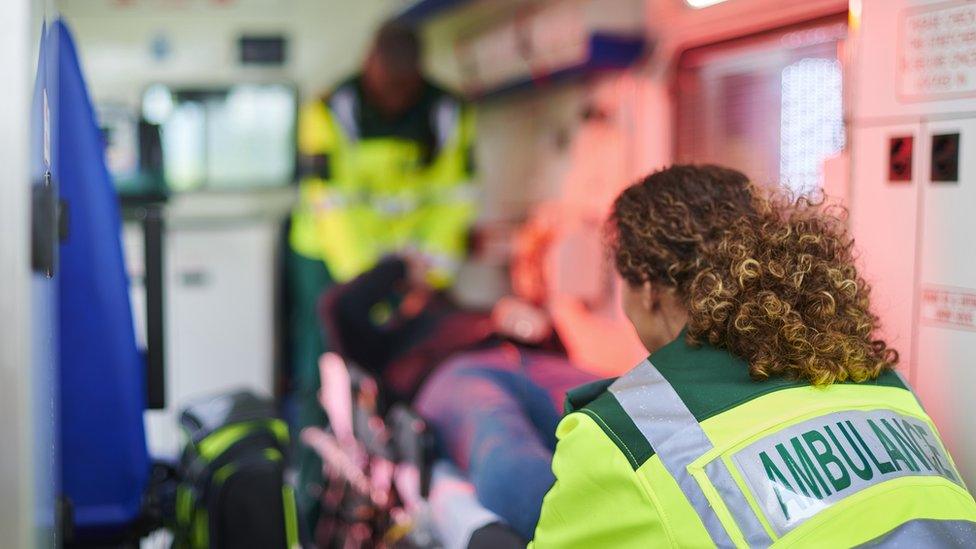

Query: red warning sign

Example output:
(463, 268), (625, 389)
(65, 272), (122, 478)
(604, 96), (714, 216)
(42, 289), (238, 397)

(920, 285), (976, 331)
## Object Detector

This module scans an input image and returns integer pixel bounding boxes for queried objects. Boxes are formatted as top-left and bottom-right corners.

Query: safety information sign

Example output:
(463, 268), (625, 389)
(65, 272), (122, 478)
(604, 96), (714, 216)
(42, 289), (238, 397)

(920, 285), (976, 331)
(899, 1), (976, 100)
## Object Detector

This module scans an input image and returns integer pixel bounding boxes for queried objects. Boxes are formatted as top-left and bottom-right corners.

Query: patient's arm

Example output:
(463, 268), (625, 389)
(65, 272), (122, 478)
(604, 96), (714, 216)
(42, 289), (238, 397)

(319, 257), (409, 372)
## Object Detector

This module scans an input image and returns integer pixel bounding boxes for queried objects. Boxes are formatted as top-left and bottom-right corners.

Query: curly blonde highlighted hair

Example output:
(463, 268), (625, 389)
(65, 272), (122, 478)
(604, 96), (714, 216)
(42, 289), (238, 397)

(609, 164), (897, 386)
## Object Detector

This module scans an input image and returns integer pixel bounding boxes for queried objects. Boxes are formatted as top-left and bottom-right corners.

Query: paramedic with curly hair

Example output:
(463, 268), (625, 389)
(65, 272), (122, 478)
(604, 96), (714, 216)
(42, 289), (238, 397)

(531, 164), (976, 547)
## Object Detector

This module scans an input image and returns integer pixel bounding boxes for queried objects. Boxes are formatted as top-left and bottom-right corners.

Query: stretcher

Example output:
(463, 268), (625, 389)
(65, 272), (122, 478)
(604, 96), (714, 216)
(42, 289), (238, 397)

(300, 352), (523, 548)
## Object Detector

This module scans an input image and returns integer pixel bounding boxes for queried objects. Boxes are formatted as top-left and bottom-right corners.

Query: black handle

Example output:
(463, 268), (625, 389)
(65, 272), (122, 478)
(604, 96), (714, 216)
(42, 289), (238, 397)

(31, 171), (58, 277)
(142, 205), (166, 410)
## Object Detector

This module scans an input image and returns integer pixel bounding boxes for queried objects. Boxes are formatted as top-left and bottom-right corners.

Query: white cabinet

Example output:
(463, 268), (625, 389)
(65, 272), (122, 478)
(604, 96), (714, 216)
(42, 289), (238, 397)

(851, 0), (976, 489)
(851, 117), (976, 490)
(124, 190), (292, 459)
(147, 222), (280, 458)
(913, 117), (976, 485)
(849, 123), (924, 360)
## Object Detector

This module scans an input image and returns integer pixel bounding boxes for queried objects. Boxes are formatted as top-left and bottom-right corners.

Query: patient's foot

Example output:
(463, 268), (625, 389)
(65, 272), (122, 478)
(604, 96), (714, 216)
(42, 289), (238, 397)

(468, 522), (526, 549)
(428, 461), (500, 549)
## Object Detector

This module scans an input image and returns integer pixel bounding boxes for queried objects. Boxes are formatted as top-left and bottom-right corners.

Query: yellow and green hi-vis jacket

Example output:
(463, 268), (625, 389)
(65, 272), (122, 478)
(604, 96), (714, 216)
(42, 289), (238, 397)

(532, 331), (976, 548)
(289, 77), (476, 287)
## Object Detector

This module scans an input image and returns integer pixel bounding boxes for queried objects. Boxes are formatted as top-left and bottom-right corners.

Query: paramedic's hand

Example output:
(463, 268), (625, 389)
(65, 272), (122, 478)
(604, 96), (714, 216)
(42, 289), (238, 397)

(492, 296), (552, 344)
(403, 251), (432, 290)
(400, 252), (432, 318)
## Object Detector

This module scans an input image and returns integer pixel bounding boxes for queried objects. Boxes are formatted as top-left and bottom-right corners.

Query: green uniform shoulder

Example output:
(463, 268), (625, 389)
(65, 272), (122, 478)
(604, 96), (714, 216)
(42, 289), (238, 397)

(564, 378), (616, 414)
(563, 377), (655, 470)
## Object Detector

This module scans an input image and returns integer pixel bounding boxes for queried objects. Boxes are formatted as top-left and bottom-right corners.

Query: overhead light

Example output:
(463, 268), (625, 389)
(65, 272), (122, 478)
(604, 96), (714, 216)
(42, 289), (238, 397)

(685, 0), (730, 8)
(849, 0), (863, 31)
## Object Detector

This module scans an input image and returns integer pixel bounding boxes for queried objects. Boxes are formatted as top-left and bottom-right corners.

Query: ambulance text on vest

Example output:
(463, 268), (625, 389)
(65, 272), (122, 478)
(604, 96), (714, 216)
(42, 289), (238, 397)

(732, 409), (961, 534)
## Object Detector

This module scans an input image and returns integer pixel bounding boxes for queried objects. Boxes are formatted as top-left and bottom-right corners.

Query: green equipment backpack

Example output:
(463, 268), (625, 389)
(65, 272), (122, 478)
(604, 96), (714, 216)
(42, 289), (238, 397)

(174, 391), (299, 549)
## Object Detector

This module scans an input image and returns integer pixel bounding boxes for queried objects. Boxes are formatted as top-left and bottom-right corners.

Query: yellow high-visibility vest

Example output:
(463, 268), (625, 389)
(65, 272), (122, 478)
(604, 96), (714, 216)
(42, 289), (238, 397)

(289, 80), (476, 287)
(532, 331), (976, 547)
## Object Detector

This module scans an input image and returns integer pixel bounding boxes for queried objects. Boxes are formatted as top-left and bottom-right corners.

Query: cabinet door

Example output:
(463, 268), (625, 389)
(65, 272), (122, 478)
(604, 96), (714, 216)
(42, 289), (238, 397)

(914, 117), (976, 489)
(848, 123), (924, 373)
(144, 222), (278, 458)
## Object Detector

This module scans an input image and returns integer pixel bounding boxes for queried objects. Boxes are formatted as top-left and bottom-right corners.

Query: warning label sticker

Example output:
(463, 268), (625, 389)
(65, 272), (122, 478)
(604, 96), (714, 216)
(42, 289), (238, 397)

(920, 285), (976, 331)
(900, 1), (976, 100)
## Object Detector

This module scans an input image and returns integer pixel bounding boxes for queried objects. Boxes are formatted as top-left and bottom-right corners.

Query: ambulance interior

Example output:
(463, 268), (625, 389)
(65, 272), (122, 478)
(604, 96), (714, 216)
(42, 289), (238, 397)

(2, 0), (975, 545)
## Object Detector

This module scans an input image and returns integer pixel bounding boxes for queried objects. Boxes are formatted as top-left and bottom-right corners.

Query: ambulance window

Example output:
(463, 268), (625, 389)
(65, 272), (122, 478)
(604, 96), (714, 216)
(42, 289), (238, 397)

(141, 83), (297, 192)
(675, 17), (847, 194)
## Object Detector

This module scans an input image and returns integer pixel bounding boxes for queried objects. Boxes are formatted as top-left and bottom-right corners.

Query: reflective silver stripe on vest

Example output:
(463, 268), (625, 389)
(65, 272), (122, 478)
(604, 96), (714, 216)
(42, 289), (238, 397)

(857, 519), (976, 548)
(329, 87), (360, 142)
(431, 96), (460, 150)
(609, 360), (773, 548)
(704, 459), (772, 546)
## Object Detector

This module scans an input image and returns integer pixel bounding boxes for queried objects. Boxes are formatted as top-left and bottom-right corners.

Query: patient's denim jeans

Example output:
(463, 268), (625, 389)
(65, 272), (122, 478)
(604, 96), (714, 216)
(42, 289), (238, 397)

(414, 346), (598, 539)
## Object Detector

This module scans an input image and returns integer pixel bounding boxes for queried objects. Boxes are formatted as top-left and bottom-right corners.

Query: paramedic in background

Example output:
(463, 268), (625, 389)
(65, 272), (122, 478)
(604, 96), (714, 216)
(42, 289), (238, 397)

(285, 20), (477, 530)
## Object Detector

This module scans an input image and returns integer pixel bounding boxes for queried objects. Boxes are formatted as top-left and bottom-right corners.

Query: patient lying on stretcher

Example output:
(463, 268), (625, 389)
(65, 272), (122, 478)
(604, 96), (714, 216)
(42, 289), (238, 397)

(316, 255), (594, 542)
(309, 214), (640, 544)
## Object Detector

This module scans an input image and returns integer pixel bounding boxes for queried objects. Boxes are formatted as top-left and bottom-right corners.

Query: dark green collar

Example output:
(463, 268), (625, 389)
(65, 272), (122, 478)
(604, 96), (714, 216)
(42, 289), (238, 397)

(564, 331), (907, 423)
(562, 332), (908, 470)
(643, 331), (906, 423)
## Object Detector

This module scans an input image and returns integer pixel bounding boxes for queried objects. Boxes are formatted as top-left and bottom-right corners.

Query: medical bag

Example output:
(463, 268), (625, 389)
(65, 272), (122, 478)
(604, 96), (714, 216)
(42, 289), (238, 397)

(174, 391), (299, 549)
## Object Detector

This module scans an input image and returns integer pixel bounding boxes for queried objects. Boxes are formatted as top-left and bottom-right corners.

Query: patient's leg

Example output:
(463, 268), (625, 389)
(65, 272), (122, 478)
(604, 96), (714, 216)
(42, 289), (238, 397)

(414, 347), (596, 539)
